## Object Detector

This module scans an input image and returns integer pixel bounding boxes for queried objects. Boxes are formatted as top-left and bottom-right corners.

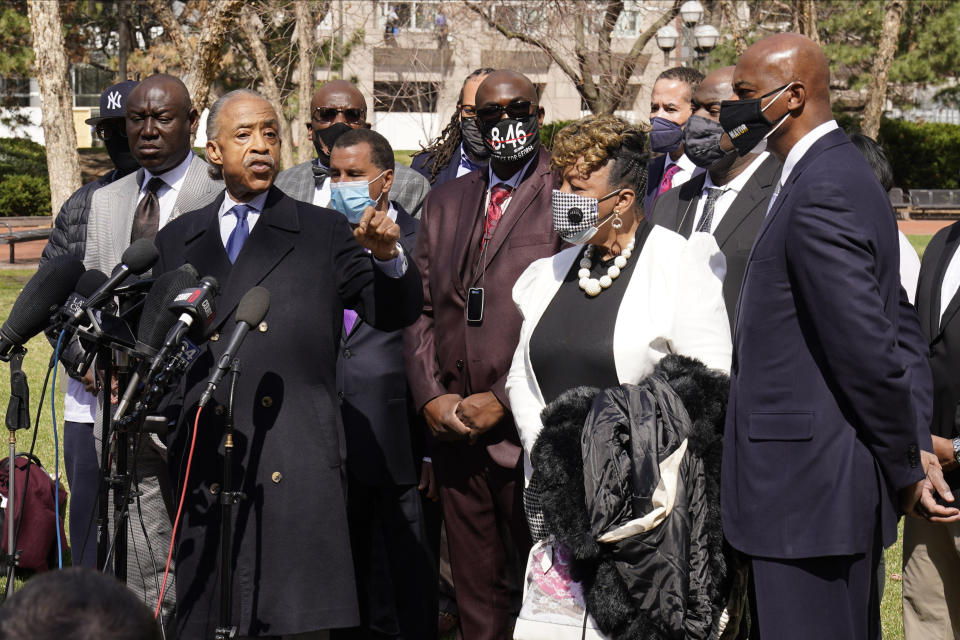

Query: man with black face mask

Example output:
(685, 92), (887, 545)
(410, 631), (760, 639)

(648, 66), (781, 329)
(275, 79), (431, 217)
(411, 68), (494, 186)
(403, 69), (563, 640)
(40, 80), (140, 571)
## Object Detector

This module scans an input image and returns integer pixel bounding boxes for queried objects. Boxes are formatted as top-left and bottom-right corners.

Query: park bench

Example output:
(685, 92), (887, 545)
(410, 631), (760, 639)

(0, 216), (53, 263)
(905, 189), (960, 219)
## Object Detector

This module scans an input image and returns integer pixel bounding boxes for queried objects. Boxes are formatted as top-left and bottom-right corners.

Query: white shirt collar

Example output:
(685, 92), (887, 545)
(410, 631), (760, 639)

(664, 152), (696, 175)
(218, 190), (269, 218)
(779, 120), (839, 187)
(387, 202), (398, 222)
(487, 153), (537, 192)
(143, 150), (194, 193)
(703, 151), (770, 194)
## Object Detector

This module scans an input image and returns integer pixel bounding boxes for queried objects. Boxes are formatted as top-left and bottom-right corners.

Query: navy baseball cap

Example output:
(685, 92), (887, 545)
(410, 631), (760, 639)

(85, 80), (139, 125)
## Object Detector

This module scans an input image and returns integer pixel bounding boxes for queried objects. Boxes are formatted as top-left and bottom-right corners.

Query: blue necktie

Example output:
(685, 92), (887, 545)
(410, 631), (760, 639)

(225, 204), (251, 263)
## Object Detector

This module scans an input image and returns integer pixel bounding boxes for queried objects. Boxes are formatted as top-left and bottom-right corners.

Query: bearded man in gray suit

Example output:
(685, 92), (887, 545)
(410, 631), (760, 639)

(83, 73), (221, 630)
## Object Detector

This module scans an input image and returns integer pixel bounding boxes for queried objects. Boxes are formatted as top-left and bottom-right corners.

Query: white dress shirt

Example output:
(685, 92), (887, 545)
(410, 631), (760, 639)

(219, 189), (407, 277)
(457, 144), (484, 178)
(691, 152), (770, 233)
(663, 153), (697, 190)
(940, 241), (960, 325)
(898, 231), (920, 305)
(136, 151), (195, 229)
(312, 164), (332, 208)
(766, 120), (839, 216)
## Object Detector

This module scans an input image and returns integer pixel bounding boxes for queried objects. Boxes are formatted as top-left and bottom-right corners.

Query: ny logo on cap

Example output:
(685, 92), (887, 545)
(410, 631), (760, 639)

(106, 91), (122, 110)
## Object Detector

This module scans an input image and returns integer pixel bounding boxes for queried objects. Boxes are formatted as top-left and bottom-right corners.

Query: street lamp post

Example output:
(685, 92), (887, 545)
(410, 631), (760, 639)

(655, 0), (719, 70)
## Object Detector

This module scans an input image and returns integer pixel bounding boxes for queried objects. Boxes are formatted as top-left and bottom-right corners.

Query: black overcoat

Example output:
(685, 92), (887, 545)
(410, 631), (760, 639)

(153, 186), (423, 638)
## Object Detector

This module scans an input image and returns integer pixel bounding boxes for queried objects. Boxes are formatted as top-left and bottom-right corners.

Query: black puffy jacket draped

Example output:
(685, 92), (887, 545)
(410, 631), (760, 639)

(530, 355), (744, 640)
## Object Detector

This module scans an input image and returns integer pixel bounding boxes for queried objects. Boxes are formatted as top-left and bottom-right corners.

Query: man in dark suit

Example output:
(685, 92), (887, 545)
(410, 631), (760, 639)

(644, 66), (705, 213)
(403, 70), (562, 640)
(720, 33), (958, 640)
(153, 89), (422, 639)
(906, 222), (960, 639)
(649, 65), (780, 328)
(318, 128), (435, 640)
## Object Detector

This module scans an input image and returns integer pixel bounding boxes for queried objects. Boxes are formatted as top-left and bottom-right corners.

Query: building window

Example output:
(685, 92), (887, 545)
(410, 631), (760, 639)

(379, 1), (445, 32)
(374, 81), (440, 112)
(73, 65), (115, 108)
(0, 77), (30, 107)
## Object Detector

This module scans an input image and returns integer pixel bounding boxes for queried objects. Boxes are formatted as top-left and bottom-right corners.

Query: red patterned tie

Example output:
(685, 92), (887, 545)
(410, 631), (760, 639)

(656, 163), (682, 198)
(481, 184), (512, 249)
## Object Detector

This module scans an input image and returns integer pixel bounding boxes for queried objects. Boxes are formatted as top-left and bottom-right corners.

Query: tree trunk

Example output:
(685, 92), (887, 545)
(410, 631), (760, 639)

(240, 6), (296, 170)
(28, 0), (80, 217)
(295, 1), (315, 164)
(862, 0), (904, 139)
(118, 1), (130, 80)
(184, 0), (244, 112)
(721, 0), (746, 56)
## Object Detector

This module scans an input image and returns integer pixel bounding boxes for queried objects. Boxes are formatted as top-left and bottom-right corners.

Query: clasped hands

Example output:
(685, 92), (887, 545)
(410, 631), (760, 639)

(423, 392), (505, 444)
(900, 444), (960, 523)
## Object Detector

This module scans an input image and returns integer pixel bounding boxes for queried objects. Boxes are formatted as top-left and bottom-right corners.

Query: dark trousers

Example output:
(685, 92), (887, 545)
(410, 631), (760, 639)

(64, 420), (98, 568)
(434, 443), (531, 640)
(748, 544), (882, 640)
(332, 479), (437, 640)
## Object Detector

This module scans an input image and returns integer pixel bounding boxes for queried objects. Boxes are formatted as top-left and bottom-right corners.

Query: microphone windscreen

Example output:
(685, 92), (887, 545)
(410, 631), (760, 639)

(122, 238), (160, 275)
(1, 255), (85, 345)
(236, 287), (270, 327)
(137, 264), (199, 349)
(75, 269), (109, 298)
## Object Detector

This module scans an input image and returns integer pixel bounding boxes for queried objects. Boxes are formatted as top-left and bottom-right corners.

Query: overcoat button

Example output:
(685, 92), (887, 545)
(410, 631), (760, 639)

(271, 471), (282, 484)
(259, 321), (268, 333)
(456, 359), (464, 370)
(210, 332), (220, 342)
(261, 396), (273, 408)
(214, 405), (225, 416)
(338, 391), (344, 400)
(343, 348), (353, 359)
(210, 483), (220, 495)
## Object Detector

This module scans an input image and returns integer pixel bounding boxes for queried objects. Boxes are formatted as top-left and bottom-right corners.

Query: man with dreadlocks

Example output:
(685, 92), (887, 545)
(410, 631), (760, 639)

(412, 68), (494, 186)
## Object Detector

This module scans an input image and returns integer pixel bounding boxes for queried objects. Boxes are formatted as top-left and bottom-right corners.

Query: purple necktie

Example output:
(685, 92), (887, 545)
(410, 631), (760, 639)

(343, 309), (358, 334)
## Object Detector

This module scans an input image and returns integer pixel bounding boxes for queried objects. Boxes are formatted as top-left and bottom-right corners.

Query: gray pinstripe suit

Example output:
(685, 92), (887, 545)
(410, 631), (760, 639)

(275, 160), (430, 218)
(84, 153), (221, 627)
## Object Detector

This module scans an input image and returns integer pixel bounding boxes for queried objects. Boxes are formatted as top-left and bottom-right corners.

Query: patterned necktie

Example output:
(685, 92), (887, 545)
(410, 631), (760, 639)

(131, 177), (165, 241)
(696, 187), (724, 233)
(481, 184), (512, 249)
(225, 204), (251, 263)
(656, 163), (681, 198)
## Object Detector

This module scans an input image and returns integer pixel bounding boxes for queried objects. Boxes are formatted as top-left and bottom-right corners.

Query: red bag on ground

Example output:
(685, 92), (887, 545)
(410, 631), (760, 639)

(0, 453), (69, 572)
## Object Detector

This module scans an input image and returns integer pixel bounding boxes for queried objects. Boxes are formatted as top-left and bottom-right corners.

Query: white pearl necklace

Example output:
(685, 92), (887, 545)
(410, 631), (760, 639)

(577, 238), (635, 297)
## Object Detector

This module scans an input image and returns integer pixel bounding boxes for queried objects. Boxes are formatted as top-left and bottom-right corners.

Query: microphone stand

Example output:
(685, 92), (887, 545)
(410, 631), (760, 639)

(2, 346), (28, 598)
(215, 358), (245, 640)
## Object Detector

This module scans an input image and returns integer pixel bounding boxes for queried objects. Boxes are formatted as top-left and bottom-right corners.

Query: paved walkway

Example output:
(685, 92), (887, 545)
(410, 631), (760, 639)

(899, 219), (953, 235)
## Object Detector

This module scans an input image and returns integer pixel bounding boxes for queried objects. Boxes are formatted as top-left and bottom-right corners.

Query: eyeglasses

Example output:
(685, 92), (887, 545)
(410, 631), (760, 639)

(459, 104), (477, 118)
(312, 106), (365, 125)
(476, 100), (535, 124)
(94, 121), (126, 142)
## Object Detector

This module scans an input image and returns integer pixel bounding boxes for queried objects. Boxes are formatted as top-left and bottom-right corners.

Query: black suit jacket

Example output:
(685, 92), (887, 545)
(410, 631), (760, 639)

(411, 149), (463, 187)
(337, 203), (422, 486)
(916, 221), (960, 487)
(643, 154), (705, 215)
(649, 154), (781, 327)
(152, 187), (422, 637)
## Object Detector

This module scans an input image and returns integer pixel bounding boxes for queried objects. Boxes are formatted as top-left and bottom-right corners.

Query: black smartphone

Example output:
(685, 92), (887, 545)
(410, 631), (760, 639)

(467, 287), (484, 324)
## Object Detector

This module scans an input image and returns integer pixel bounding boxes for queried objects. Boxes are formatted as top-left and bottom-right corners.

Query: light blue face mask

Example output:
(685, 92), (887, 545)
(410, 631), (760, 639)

(329, 171), (387, 224)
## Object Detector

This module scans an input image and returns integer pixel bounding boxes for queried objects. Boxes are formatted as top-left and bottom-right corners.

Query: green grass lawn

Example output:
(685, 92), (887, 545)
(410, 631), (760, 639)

(908, 234), (933, 259)
(0, 237), (938, 633)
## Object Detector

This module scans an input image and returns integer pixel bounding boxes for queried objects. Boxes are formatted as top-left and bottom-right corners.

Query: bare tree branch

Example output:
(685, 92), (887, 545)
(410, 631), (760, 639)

(147, 0), (190, 61)
(186, 0), (244, 111)
(295, 1), (316, 163)
(610, 0), (682, 114)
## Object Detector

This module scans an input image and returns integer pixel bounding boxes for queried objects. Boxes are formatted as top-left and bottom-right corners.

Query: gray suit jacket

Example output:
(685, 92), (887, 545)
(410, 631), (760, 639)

(84, 154), (223, 273)
(275, 159), (430, 218)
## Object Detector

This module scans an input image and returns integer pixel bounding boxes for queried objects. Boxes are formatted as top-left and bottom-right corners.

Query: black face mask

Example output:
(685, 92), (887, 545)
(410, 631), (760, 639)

(105, 135), (139, 176)
(683, 115), (731, 168)
(480, 114), (540, 164)
(719, 82), (793, 157)
(460, 117), (489, 165)
(313, 122), (353, 166)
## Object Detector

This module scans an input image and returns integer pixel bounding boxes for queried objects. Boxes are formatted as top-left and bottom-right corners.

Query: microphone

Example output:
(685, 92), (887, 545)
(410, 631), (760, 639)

(60, 269), (109, 324)
(84, 238), (159, 311)
(115, 265), (200, 420)
(198, 287), (270, 408)
(0, 255), (85, 360)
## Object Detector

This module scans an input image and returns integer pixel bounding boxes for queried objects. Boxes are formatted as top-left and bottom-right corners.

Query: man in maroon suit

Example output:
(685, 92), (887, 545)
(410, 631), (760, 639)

(403, 70), (562, 639)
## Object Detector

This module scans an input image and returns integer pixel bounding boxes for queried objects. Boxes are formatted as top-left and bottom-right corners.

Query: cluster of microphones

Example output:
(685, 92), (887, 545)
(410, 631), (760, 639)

(0, 238), (270, 426)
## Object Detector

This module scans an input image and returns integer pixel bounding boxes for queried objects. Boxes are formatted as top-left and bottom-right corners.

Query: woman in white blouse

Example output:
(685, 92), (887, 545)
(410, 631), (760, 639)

(506, 115), (732, 482)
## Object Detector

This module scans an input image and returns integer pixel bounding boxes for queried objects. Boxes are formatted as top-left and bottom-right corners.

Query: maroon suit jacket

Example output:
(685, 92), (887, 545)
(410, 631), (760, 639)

(403, 148), (562, 467)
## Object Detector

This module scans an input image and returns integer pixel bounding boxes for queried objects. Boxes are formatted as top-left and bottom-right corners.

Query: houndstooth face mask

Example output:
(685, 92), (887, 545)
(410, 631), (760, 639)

(551, 188), (622, 245)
